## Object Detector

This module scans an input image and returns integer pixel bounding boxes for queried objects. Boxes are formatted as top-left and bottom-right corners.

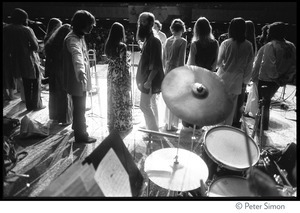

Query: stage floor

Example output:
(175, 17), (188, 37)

(3, 64), (297, 198)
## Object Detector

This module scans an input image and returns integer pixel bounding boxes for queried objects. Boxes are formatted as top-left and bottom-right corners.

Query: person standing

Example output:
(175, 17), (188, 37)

(242, 20), (259, 119)
(63, 10), (96, 143)
(136, 12), (164, 131)
(233, 20), (258, 128)
(43, 18), (62, 83)
(3, 8), (44, 111)
(44, 18), (62, 44)
(153, 20), (167, 48)
(45, 24), (73, 125)
(251, 22), (296, 130)
(256, 24), (269, 51)
(104, 22), (133, 133)
(216, 17), (254, 126)
(187, 17), (219, 71)
(163, 18), (187, 131)
(184, 17), (219, 129)
(3, 22), (17, 100)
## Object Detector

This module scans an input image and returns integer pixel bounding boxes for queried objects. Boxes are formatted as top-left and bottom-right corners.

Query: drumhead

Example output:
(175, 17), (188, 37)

(208, 176), (255, 197)
(204, 125), (260, 171)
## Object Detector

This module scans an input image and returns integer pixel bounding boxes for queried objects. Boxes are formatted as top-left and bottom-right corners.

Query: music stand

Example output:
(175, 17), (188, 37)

(129, 42), (141, 125)
(83, 130), (144, 197)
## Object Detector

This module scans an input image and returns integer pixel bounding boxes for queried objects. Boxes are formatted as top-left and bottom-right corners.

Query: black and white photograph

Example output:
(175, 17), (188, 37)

(2, 2), (297, 209)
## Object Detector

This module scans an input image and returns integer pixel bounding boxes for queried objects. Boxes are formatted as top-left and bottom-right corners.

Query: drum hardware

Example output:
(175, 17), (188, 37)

(206, 175), (256, 197)
(241, 113), (253, 170)
(138, 128), (179, 155)
(260, 150), (297, 197)
(251, 85), (269, 150)
(261, 150), (292, 187)
(142, 124), (208, 194)
(138, 128), (179, 195)
(202, 125), (260, 191)
(144, 148), (209, 193)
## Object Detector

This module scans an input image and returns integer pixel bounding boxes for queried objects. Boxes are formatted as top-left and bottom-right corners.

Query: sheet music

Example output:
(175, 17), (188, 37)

(40, 160), (104, 197)
(94, 148), (132, 197)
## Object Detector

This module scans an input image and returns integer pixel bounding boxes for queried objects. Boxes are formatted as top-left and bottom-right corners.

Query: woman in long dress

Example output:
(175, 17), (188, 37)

(104, 22), (132, 133)
(163, 19), (187, 131)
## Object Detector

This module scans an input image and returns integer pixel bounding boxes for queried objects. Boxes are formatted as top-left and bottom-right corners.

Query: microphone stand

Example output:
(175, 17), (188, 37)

(87, 48), (102, 119)
(129, 36), (141, 124)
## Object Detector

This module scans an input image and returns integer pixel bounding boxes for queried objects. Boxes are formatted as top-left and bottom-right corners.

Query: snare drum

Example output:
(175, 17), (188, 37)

(207, 176), (255, 197)
(202, 125), (260, 179)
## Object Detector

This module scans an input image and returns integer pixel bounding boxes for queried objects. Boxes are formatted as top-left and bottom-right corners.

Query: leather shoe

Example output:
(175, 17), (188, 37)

(33, 105), (46, 111)
(75, 136), (97, 144)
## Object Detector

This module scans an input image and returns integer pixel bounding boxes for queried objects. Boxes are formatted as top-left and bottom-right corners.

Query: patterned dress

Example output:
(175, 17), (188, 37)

(107, 44), (133, 132)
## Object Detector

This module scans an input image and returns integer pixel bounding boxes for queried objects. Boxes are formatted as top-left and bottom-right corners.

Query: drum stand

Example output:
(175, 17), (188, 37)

(138, 128), (179, 196)
(130, 43), (141, 125)
(191, 125), (197, 151)
(251, 97), (265, 151)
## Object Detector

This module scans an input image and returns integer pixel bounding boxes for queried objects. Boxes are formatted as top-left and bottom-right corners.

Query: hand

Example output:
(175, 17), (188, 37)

(247, 168), (281, 196)
(78, 71), (87, 85)
(144, 81), (151, 90)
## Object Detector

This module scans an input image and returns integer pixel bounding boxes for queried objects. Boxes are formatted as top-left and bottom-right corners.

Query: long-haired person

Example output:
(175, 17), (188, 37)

(3, 8), (44, 111)
(243, 20), (259, 119)
(183, 17), (219, 129)
(251, 22), (296, 130)
(163, 18), (187, 131)
(104, 22), (133, 133)
(187, 17), (219, 71)
(136, 12), (164, 131)
(45, 24), (73, 125)
(233, 19), (258, 127)
(43, 18), (62, 82)
(216, 17), (254, 126)
(63, 10), (96, 143)
(245, 20), (257, 56)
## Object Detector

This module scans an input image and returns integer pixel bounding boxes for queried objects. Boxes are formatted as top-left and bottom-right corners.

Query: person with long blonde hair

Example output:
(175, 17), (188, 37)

(104, 22), (133, 133)
(184, 17), (219, 129)
(187, 17), (219, 71)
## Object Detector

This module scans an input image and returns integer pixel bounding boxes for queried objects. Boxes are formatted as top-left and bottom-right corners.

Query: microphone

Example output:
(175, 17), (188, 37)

(28, 20), (43, 25)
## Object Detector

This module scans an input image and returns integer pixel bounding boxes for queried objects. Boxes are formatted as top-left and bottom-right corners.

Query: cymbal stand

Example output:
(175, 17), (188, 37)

(174, 126), (182, 165)
(191, 125), (197, 151)
(251, 97), (265, 151)
(130, 43), (141, 124)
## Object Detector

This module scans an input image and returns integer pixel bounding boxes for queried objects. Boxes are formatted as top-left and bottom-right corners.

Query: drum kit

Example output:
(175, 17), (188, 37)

(143, 65), (262, 197)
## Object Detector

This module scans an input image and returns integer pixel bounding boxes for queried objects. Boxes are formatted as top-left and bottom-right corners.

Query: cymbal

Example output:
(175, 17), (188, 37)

(162, 65), (233, 126)
(144, 148), (209, 192)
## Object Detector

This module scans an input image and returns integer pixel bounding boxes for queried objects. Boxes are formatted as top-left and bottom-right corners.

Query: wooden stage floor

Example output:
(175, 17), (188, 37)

(3, 64), (297, 198)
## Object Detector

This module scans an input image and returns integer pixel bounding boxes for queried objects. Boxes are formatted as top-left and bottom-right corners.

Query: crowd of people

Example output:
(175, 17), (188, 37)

(3, 7), (296, 196)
